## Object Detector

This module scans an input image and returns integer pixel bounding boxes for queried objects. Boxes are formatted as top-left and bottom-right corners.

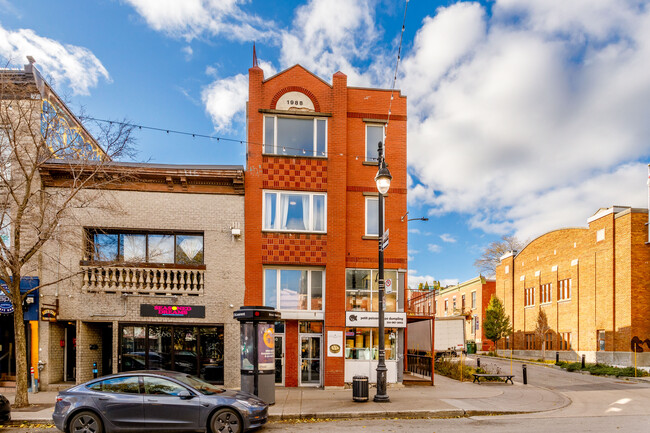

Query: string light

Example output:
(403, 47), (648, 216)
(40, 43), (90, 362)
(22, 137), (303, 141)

(385, 0), (409, 149)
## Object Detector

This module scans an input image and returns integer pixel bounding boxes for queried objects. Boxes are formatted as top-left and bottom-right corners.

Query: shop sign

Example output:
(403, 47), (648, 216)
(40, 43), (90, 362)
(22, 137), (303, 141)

(0, 295), (13, 314)
(327, 331), (343, 357)
(345, 311), (406, 328)
(41, 307), (58, 321)
(140, 304), (205, 318)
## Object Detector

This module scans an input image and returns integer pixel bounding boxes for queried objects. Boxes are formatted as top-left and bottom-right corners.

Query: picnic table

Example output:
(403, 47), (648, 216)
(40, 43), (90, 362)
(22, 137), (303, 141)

(472, 373), (515, 384)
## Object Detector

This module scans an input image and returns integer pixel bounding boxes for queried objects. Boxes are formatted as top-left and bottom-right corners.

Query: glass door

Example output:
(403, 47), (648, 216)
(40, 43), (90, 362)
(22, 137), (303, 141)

(274, 334), (284, 385)
(299, 335), (321, 386)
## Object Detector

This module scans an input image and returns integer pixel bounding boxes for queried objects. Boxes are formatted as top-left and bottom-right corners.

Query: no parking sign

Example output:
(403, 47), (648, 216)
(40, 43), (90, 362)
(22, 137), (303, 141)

(385, 278), (393, 294)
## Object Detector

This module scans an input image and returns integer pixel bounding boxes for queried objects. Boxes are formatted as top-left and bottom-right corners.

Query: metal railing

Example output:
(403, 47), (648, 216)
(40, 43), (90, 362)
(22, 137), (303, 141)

(81, 264), (205, 295)
(406, 354), (433, 377)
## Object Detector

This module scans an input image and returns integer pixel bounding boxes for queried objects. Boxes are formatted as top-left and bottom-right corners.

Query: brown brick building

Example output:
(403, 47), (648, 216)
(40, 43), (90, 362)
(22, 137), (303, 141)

(244, 64), (408, 387)
(435, 276), (496, 351)
(495, 206), (650, 366)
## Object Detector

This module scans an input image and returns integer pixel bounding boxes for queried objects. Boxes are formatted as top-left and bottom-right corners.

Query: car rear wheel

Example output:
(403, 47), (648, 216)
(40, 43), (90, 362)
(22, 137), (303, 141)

(210, 407), (242, 433)
(69, 410), (103, 433)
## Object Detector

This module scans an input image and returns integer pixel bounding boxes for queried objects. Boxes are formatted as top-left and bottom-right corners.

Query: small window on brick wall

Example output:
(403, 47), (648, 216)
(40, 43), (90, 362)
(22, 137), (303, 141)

(558, 279), (571, 300)
(540, 283), (552, 304)
(524, 287), (535, 307)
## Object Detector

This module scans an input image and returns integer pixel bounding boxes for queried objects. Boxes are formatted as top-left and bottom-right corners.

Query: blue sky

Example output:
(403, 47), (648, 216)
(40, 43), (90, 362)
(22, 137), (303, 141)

(2, 0), (650, 287)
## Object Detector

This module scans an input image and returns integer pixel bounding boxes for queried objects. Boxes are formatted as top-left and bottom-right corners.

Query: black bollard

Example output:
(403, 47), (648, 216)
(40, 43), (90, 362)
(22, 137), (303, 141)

(522, 364), (528, 385)
(556, 352), (559, 363)
(477, 357), (480, 368)
(581, 354), (586, 369)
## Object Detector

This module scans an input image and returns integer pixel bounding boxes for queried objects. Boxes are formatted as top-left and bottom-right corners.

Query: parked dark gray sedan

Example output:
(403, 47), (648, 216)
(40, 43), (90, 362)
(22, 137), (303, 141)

(53, 370), (267, 433)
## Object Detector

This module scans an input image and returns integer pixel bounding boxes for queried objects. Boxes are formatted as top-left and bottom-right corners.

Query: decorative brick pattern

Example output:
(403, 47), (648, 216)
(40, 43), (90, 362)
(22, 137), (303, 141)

(262, 157), (327, 191)
(262, 233), (327, 265)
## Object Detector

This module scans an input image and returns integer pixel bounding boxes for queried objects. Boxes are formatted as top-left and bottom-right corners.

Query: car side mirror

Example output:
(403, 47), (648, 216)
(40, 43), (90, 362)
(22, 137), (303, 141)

(178, 390), (194, 400)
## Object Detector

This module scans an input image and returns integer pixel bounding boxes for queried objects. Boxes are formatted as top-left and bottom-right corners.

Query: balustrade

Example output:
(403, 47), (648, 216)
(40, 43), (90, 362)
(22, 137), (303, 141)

(81, 264), (204, 295)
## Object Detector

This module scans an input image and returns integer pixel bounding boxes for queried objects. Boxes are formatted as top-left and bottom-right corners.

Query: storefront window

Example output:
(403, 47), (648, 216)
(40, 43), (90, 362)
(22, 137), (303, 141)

(147, 326), (172, 370)
(346, 269), (397, 312)
(120, 325), (224, 384)
(299, 321), (323, 334)
(199, 327), (224, 383)
(121, 326), (147, 371)
(345, 328), (396, 360)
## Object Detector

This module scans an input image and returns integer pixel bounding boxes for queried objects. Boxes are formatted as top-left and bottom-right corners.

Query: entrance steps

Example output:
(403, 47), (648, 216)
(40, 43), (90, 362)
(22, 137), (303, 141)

(0, 374), (16, 389)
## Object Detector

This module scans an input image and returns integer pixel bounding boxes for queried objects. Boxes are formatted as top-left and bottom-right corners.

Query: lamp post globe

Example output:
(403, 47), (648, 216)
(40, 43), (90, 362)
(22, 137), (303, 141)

(375, 165), (392, 194)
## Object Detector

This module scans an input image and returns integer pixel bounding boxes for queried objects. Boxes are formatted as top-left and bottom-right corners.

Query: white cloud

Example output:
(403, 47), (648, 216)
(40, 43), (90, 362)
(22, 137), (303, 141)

(279, 0), (386, 86)
(0, 25), (109, 95)
(201, 60), (277, 132)
(427, 244), (442, 253)
(440, 233), (456, 243)
(123, 0), (277, 42)
(409, 228), (421, 234)
(403, 0), (650, 239)
(440, 278), (459, 287)
(182, 45), (193, 60)
(201, 73), (248, 132)
(408, 249), (419, 255)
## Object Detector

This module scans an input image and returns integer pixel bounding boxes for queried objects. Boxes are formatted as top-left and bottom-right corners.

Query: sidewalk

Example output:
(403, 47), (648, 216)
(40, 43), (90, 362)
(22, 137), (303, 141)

(2, 375), (570, 423)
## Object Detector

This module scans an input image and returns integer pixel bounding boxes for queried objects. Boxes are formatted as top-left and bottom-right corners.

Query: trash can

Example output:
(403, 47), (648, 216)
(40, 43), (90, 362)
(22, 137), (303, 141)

(466, 341), (476, 354)
(352, 375), (369, 402)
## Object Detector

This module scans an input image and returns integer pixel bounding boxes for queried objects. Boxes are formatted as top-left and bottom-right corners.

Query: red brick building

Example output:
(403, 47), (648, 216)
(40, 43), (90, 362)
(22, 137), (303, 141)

(244, 64), (408, 387)
(435, 276), (496, 351)
(495, 206), (650, 366)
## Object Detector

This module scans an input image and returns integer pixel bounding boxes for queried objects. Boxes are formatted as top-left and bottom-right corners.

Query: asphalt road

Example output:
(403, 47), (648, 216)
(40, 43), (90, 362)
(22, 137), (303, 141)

(4, 415), (650, 433)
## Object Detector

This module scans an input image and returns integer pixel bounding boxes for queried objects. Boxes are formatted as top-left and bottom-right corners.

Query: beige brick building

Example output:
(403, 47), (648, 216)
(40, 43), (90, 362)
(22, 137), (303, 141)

(495, 206), (650, 366)
(36, 162), (245, 389)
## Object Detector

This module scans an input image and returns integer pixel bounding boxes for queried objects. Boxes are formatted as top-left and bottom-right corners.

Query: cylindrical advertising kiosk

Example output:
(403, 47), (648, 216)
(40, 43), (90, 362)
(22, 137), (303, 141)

(233, 306), (280, 405)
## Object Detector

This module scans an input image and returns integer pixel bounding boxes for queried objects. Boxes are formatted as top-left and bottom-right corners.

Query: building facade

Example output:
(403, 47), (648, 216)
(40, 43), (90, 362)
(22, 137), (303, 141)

(495, 206), (650, 366)
(1, 62), (247, 391)
(244, 64), (408, 387)
(435, 276), (496, 351)
(38, 162), (246, 389)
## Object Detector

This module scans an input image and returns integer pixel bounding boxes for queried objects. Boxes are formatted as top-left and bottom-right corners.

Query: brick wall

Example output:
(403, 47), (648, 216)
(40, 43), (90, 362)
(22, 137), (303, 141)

(245, 65), (408, 386)
(495, 207), (650, 365)
(38, 188), (245, 388)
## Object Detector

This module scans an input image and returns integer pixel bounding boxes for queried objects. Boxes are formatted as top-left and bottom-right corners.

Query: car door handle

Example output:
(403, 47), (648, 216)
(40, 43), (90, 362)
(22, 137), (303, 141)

(146, 398), (158, 402)
(98, 397), (109, 401)
(201, 403), (210, 407)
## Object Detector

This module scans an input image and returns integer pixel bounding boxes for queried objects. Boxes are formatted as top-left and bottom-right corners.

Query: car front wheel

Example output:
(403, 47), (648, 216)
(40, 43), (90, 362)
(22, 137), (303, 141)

(210, 407), (242, 433)
(69, 410), (103, 433)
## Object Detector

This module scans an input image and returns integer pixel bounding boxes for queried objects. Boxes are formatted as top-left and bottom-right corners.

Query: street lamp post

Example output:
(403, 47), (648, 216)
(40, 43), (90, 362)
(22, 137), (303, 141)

(374, 141), (391, 403)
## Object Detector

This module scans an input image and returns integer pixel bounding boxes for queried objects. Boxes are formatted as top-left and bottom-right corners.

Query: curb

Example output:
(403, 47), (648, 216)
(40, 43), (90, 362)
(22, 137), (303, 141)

(269, 409), (465, 421)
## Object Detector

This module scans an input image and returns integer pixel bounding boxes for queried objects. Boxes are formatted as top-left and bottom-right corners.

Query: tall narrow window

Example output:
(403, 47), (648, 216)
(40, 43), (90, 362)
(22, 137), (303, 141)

(365, 124), (384, 161)
(365, 197), (379, 236)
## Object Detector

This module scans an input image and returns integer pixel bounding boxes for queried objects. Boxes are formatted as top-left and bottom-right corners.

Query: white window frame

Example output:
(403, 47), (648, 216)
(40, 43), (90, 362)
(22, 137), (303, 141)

(263, 115), (328, 157)
(471, 291), (477, 309)
(365, 123), (385, 162)
(262, 190), (327, 233)
(263, 267), (325, 312)
(365, 197), (380, 236)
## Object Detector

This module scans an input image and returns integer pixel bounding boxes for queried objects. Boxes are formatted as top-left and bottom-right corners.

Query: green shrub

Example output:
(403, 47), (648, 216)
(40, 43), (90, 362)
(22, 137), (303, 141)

(555, 360), (648, 377)
(434, 357), (503, 382)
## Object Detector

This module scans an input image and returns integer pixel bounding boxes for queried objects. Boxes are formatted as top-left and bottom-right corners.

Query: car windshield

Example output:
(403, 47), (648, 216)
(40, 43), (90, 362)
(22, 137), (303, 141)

(174, 374), (225, 395)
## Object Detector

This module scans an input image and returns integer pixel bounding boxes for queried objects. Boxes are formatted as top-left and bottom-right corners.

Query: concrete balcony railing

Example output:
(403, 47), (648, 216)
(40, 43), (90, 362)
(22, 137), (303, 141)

(81, 263), (205, 295)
